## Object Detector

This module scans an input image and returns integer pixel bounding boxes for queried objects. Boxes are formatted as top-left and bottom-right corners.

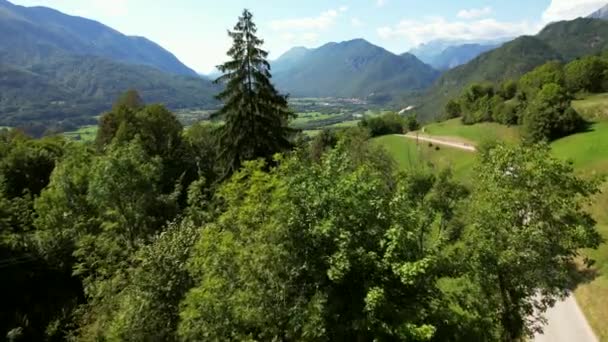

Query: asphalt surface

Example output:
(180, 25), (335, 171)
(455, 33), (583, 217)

(534, 295), (598, 342)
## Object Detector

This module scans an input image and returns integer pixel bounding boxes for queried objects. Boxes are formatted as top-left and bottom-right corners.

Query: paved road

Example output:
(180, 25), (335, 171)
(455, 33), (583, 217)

(400, 133), (477, 152)
(534, 294), (598, 342)
(400, 132), (599, 341)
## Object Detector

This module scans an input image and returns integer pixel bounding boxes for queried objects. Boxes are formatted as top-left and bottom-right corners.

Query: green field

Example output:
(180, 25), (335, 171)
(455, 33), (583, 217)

(551, 121), (608, 173)
(372, 135), (476, 181)
(328, 120), (360, 128)
(573, 93), (608, 121)
(423, 118), (521, 144)
(63, 125), (98, 142)
(292, 112), (339, 125)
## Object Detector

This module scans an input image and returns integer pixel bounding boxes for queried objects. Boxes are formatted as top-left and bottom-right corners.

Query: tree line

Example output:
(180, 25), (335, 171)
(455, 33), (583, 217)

(444, 53), (608, 142)
(1, 9), (603, 341)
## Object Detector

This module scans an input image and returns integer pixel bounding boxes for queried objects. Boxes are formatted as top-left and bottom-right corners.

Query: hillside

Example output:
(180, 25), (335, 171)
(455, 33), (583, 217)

(0, 0), (195, 75)
(416, 18), (608, 121)
(271, 39), (439, 101)
(0, 56), (218, 128)
(0, 0), (219, 130)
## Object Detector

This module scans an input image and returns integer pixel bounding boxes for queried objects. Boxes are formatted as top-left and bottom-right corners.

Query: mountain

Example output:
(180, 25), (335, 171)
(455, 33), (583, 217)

(0, 0), (195, 76)
(427, 43), (502, 70)
(272, 47), (311, 74)
(588, 3), (608, 19)
(0, 56), (218, 129)
(271, 39), (439, 100)
(416, 18), (608, 120)
(0, 0), (218, 130)
(408, 38), (509, 70)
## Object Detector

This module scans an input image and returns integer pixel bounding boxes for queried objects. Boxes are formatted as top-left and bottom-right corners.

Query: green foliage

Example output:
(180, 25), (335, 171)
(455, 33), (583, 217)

(102, 221), (200, 341)
(179, 137), (470, 341)
(213, 9), (294, 176)
(518, 61), (565, 100)
(497, 80), (518, 100)
(522, 83), (584, 142)
(359, 112), (406, 137)
(463, 144), (602, 340)
(564, 56), (608, 93)
(459, 83), (496, 124)
(444, 99), (461, 119)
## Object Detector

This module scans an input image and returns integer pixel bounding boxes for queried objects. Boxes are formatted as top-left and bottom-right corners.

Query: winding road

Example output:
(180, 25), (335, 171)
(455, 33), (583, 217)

(397, 133), (599, 342)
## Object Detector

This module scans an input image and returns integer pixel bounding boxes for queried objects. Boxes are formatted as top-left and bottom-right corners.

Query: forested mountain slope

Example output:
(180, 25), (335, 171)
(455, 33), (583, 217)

(271, 39), (439, 101)
(416, 18), (608, 120)
(0, 0), (195, 75)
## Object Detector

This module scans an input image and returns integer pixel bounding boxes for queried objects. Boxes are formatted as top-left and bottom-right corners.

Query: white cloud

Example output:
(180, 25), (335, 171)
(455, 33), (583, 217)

(542, 0), (606, 22)
(457, 6), (493, 20)
(377, 17), (540, 46)
(376, 0), (386, 7)
(351, 17), (364, 27)
(270, 8), (347, 31)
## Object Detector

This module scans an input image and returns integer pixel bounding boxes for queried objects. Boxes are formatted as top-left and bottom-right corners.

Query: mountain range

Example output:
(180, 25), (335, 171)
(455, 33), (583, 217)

(0, 0), (218, 130)
(408, 39), (509, 70)
(415, 17), (608, 120)
(2, 0), (608, 130)
(271, 39), (439, 101)
(0, 0), (195, 75)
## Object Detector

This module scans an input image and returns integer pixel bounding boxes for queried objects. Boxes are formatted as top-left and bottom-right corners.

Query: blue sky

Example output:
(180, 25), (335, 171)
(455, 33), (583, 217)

(11, 0), (608, 73)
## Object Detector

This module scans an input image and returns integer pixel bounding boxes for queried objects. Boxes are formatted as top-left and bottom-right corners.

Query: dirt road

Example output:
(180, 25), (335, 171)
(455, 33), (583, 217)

(400, 133), (477, 152)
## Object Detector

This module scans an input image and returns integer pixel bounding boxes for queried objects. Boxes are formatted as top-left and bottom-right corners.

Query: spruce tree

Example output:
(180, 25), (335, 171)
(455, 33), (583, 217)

(213, 9), (293, 176)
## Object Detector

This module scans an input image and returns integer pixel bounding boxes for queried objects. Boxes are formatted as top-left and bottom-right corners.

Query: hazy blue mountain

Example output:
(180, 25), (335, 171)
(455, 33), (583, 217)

(427, 43), (502, 70)
(0, 0), (196, 75)
(408, 38), (510, 69)
(588, 3), (608, 19)
(271, 47), (311, 74)
(271, 39), (439, 100)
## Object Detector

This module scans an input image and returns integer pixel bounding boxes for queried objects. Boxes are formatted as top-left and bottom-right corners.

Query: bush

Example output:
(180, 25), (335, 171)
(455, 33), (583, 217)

(564, 56), (608, 93)
(359, 112), (405, 137)
(522, 83), (584, 142)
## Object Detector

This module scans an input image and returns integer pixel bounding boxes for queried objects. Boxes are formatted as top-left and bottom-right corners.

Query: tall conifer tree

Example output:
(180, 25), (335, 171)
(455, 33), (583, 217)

(213, 9), (293, 176)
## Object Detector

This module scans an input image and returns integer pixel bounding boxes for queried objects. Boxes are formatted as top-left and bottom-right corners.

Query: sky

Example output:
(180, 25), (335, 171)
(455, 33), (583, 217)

(10, 0), (608, 73)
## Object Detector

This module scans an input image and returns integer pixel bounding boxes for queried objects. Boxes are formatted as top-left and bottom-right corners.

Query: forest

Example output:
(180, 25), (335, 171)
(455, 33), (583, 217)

(0, 9), (604, 342)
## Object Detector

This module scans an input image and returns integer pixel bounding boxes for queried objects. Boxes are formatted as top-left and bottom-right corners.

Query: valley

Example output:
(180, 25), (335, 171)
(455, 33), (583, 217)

(2, 0), (608, 341)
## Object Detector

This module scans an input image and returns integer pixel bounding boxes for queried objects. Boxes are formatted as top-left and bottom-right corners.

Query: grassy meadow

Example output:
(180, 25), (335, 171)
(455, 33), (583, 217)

(63, 125), (98, 142)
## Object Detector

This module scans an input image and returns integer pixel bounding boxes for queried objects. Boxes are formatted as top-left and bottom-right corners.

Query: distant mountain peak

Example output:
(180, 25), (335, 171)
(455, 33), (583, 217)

(588, 3), (608, 19)
(0, 0), (196, 76)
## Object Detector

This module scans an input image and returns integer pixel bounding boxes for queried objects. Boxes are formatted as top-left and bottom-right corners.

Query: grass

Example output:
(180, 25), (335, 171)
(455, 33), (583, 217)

(576, 183), (608, 342)
(328, 120), (360, 128)
(423, 118), (521, 145)
(573, 93), (608, 121)
(372, 135), (476, 181)
(292, 112), (338, 126)
(551, 121), (608, 174)
(63, 125), (98, 142)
